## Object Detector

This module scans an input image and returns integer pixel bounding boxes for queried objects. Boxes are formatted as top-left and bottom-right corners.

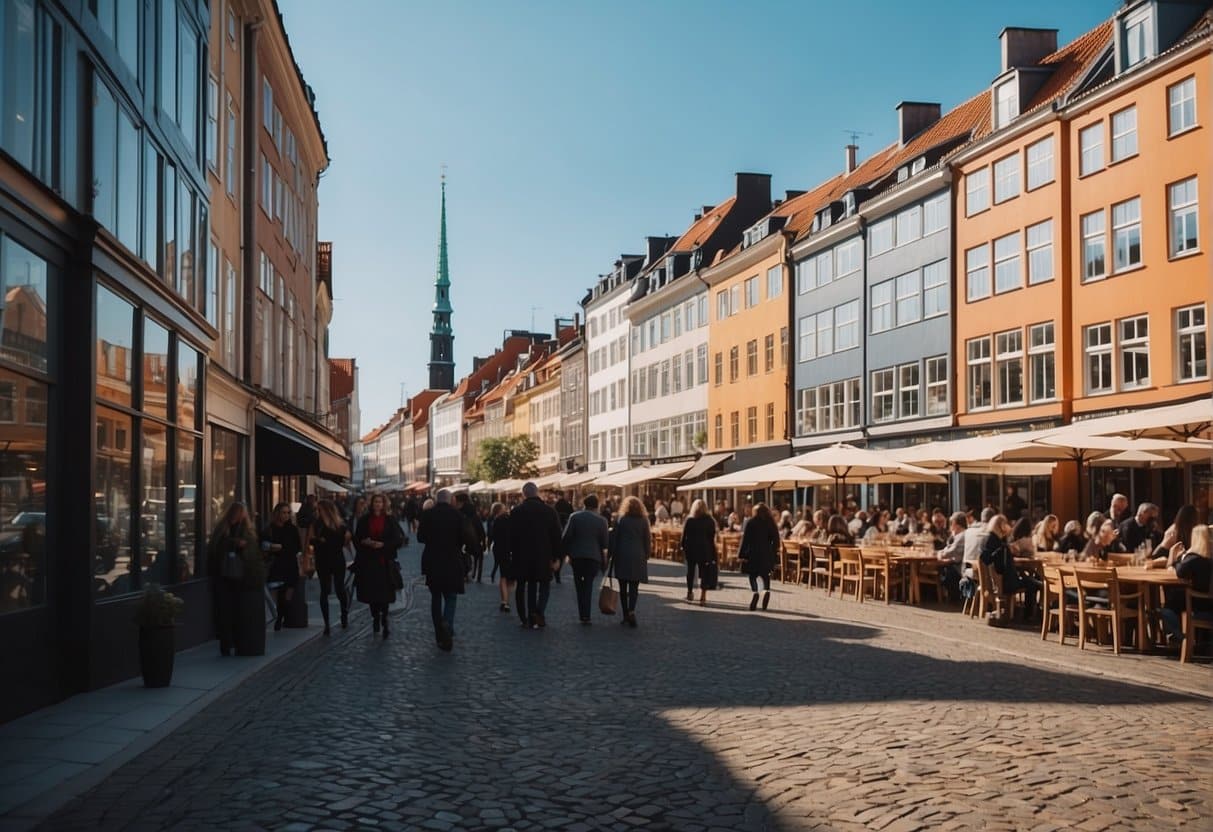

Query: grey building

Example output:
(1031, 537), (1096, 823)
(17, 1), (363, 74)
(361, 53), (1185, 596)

(558, 320), (587, 472)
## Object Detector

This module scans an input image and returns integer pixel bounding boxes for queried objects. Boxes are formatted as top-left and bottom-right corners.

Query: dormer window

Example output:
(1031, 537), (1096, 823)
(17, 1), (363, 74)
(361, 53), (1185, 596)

(911, 157), (926, 175)
(994, 77), (1019, 129)
(843, 192), (856, 216)
(1122, 5), (1154, 70)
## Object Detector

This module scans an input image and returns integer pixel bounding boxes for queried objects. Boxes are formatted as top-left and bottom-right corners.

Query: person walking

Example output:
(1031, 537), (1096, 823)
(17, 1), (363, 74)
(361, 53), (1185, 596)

(351, 494), (404, 638)
(455, 492), (486, 582)
(509, 482), (563, 629)
(261, 502), (303, 631)
(680, 499), (718, 606)
(418, 490), (478, 651)
(562, 493), (609, 624)
(346, 495), (368, 528)
(488, 502), (514, 611)
(609, 496), (651, 628)
(310, 499), (351, 635)
(739, 502), (780, 611)
(296, 494), (318, 534)
(205, 502), (259, 656)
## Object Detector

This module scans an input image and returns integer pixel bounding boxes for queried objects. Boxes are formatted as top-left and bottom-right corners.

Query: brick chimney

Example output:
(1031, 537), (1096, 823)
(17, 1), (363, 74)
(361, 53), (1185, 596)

(734, 172), (772, 207)
(896, 101), (941, 146)
(1000, 27), (1058, 71)
(844, 144), (857, 174)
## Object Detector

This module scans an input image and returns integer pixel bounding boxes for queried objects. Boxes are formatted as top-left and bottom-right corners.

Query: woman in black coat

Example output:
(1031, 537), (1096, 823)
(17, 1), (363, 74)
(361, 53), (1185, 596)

(310, 499), (351, 635)
(418, 490), (478, 651)
(261, 502), (302, 631)
(487, 502), (514, 612)
(680, 498), (718, 607)
(351, 494), (405, 638)
(739, 503), (780, 612)
(980, 514), (1039, 622)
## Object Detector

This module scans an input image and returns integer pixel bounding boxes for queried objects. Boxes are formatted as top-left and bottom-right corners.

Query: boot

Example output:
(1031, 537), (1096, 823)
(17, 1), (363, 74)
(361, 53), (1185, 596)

(762, 591), (771, 610)
(274, 611), (284, 631)
(321, 605), (330, 636)
(750, 593), (760, 611)
(340, 607), (349, 629)
(372, 612), (381, 634)
(382, 616), (390, 639)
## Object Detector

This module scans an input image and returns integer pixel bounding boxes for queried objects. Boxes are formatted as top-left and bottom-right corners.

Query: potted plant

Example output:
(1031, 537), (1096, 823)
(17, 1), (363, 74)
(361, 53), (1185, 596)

(133, 584), (184, 688)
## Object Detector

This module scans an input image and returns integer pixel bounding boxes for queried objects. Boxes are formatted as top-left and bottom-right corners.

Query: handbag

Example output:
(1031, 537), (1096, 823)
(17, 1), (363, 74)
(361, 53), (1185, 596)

(700, 560), (719, 591)
(598, 560), (618, 615)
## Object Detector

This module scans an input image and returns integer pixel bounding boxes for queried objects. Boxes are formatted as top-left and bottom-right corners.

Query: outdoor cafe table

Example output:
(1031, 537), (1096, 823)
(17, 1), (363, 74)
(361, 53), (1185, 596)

(1061, 564), (1184, 652)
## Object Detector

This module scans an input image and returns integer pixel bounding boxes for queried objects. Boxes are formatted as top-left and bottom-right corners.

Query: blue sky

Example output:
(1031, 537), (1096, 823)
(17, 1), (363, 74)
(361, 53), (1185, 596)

(280, 0), (1115, 432)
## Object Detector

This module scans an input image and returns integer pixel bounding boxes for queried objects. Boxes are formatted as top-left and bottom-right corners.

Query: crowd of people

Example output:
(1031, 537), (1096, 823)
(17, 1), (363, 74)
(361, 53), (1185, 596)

(203, 486), (1211, 656)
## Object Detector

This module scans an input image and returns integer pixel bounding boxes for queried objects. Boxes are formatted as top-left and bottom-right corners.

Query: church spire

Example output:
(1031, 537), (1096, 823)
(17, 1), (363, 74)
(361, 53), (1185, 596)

(427, 173), (455, 391)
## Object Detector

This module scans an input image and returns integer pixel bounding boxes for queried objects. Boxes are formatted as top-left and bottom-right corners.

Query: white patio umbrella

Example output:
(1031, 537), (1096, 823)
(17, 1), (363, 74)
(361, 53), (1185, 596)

(786, 443), (946, 492)
(996, 434), (1207, 465)
(889, 434), (1038, 469)
(675, 462), (830, 492)
(1045, 398), (1212, 441)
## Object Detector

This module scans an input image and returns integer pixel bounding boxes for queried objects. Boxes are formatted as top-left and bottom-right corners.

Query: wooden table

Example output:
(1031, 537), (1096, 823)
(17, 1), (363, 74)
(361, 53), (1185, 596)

(1061, 565), (1183, 651)
(889, 552), (944, 605)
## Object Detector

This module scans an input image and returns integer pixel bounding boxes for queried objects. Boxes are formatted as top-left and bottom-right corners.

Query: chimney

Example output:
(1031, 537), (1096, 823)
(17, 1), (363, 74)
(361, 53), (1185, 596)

(645, 236), (674, 265)
(702, 205), (715, 215)
(1000, 27), (1058, 71)
(734, 172), (772, 206)
(896, 101), (941, 146)
(844, 144), (857, 174)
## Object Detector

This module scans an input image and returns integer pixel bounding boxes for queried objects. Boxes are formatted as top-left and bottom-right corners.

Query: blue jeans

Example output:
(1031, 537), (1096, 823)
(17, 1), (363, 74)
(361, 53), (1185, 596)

(430, 589), (457, 635)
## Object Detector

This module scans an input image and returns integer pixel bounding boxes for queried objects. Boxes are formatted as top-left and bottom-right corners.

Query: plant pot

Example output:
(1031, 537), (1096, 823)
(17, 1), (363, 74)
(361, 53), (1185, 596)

(138, 625), (175, 688)
(235, 588), (267, 656)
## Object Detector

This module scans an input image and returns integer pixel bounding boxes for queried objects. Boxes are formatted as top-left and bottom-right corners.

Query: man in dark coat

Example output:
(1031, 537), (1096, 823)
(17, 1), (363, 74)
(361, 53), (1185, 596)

(552, 492), (575, 584)
(509, 482), (563, 629)
(455, 492), (487, 581)
(418, 489), (478, 651)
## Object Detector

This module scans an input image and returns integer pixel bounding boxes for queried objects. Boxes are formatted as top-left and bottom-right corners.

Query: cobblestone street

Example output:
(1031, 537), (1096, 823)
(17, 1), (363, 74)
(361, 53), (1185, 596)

(41, 544), (1213, 832)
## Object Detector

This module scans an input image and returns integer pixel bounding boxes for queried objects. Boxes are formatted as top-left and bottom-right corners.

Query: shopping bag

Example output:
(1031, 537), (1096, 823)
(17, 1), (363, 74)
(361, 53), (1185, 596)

(700, 560), (719, 591)
(598, 576), (619, 615)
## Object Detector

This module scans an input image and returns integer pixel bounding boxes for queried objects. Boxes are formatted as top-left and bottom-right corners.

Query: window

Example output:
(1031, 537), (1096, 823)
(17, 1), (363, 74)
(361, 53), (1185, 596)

(798, 316), (816, 361)
(764, 334), (774, 372)
(698, 295), (708, 327)
(730, 286), (740, 317)
(871, 369), (895, 423)
(795, 378), (862, 435)
(895, 271), (920, 325)
(967, 337), (992, 410)
(966, 244), (990, 301)
(766, 265), (782, 299)
(660, 312), (671, 343)
(871, 280), (893, 333)
(1081, 211), (1106, 281)
(795, 258), (812, 294)
(1168, 76), (1197, 135)
(1025, 220), (1054, 285)
(696, 344), (707, 385)
(765, 403), (775, 441)
(714, 415), (723, 448)
(159, 0), (177, 118)
(925, 356), (948, 416)
(922, 260), (947, 318)
(834, 300), (859, 351)
(260, 154), (272, 213)
(993, 153), (1020, 203)
(1119, 315), (1150, 389)
(716, 290), (729, 321)
(730, 412), (740, 447)
(1123, 7), (1153, 69)
(780, 327), (788, 366)
(92, 79), (118, 236)
(225, 93), (238, 196)
(1112, 197), (1142, 272)
(673, 307), (682, 337)
(1110, 106), (1137, 162)
(262, 76), (273, 132)
(222, 260), (237, 369)
(995, 329), (1024, 406)
(896, 206), (921, 245)
(1079, 124), (1103, 176)
(745, 276), (759, 308)
(206, 76), (219, 170)
(869, 219), (894, 255)
(922, 195), (948, 235)
(816, 249), (833, 288)
(1026, 136), (1054, 190)
(995, 78), (1018, 128)
(1169, 177), (1199, 257)
(729, 346), (739, 382)
(746, 407), (758, 444)
(815, 309), (834, 357)
(993, 232), (1021, 294)
(672, 353), (682, 393)
(660, 359), (670, 396)
(965, 168), (990, 216)
(1176, 305), (1208, 381)
(836, 239), (862, 277)
(1029, 322), (1055, 402)
(898, 363), (920, 419)
(746, 339), (758, 376)
(1085, 323), (1114, 394)
(684, 348), (694, 387)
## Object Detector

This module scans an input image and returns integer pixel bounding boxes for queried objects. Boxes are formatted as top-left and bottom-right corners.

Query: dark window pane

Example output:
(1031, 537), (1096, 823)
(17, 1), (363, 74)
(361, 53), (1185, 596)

(209, 426), (242, 533)
(163, 162), (176, 286)
(177, 341), (197, 428)
(1, 236), (51, 373)
(142, 319), (169, 420)
(158, 0), (176, 118)
(175, 434), (198, 581)
(139, 420), (169, 585)
(177, 19), (197, 152)
(92, 78), (117, 233)
(117, 109), (140, 252)
(116, 0), (139, 78)
(96, 285), (134, 408)
(0, 371), (47, 612)
(94, 407), (133, 597)
(1, 0), (36, 169)
(177, 181), (194, 303)
(142, 140), (160, 269)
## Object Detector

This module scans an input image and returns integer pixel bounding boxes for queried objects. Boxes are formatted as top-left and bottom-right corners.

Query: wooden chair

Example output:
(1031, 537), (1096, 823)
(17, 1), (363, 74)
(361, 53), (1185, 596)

(808, 543), (833, 591)
(780, 539), (800, 584)
(721, 534), (741, 572)
(835, 546), (870, 601)
(1181, 587), (1213, 664)
(915, 560), (945, 603)
(1040, 565), (1077, 645)
(861, 549), (895, 603)
(977, 561), (1015, 622)
(1072, 567), (1142, 654)
(962, 562), (981, 618)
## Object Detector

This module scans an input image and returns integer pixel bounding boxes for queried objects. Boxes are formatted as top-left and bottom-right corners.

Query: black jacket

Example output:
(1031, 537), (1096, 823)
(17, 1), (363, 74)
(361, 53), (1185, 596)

(980, 531), (1024, 594)
(680, 515), (717, 564)
(509, 497), (563, 582)
(351, 513), (404, 606)
(418, 503), (477, 594)
(739, 516), (780, 576)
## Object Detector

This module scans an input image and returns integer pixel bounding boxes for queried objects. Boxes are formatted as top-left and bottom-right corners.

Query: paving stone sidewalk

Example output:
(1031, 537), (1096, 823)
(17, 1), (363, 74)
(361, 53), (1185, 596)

(37, 543), (1213, 831)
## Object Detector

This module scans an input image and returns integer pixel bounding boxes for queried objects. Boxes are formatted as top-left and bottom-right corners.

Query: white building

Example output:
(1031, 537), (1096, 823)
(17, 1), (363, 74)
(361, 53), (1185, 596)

(531, 381), (563, 472)
(430, 393), (464, 483)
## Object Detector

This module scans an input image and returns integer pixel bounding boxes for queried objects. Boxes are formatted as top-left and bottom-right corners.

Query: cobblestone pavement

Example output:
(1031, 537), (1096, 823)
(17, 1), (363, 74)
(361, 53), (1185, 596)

(41, 543), (1212, 832)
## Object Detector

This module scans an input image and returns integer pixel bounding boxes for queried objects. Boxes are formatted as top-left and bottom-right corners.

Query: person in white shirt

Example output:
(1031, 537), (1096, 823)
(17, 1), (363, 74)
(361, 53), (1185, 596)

(670, 498), (684, 520)
(962, 507), (996, 571)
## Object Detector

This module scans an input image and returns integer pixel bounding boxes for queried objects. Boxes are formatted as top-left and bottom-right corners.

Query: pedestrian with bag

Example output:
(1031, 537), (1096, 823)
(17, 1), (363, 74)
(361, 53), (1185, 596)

(739, 502), (780, 611)
(351, 494), (404, 638)
(562, 493), (609, 624)
(455, 492), (486, 581)
(609, 496), (651, 628)
(206, 502), (259, 656)
(680, 499), (718, 606)
(261, 502), (303, 631)
(488, 502), (514, 612)
(310, 499), (351, 635)
(509, 482), (563, 629)
(418, 489), (478, 651)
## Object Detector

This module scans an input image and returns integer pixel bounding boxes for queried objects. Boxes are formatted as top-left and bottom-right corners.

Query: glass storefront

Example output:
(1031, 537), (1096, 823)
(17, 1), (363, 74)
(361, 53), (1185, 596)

(209, 425), (245, 526)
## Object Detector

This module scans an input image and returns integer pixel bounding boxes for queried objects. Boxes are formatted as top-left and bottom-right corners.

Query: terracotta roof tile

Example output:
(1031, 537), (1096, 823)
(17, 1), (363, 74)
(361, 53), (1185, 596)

(1021, 20), (1115, 118)
(671, 197), (736, 252)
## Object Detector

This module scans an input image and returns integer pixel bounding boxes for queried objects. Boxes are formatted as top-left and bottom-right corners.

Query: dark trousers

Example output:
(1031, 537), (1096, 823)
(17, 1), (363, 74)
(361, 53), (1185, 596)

(940, 563), (962, 600)
(620, 580), (639, 614)
(571, 559), (600, 620)
(430, 589), (457, 634)
(212, 578), (239, 653)
(686, 561), (704, 591)
(317, 562), (349, 626)
(748, 573), (771, 592)
(470, 552), (484, 582)
(370, 602), (389, 629)
(515, 580), (551, 623)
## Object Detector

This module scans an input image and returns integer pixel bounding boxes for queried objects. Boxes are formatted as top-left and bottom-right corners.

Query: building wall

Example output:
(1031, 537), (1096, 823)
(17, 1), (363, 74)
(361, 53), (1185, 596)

(531, 380), (562, 471)
(559, 344), (586, 469)
(584, 286), (631, 472)
(431, 397), (463, 479)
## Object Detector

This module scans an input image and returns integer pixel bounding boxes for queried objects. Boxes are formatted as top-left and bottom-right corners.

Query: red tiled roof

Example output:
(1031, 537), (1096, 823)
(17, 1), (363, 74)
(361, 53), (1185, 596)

(1021, 20), (1115, 119)
(328, 358), (354, 402)
(671, 196), (736, 252)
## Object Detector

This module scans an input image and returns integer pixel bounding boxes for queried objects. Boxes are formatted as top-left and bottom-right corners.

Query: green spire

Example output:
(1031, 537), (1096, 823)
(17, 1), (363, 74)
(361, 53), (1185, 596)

(432, 177), (452, 319)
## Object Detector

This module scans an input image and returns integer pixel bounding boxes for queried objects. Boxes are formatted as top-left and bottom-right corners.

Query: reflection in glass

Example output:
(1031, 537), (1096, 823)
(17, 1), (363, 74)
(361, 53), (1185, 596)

(1, 0), (36, 169)
(178, 182), (194, 304)
(177, 342), (197, 428)
(92, 78), (117, 234)
(163, 162), (176, 289)
(178, 19), (197, 153)
(0, 235), (50, 373)
(210, 426), (242, 528)
(94, 407), (132, 597)
(117, 108), (140, 252)
(142, 140), (160, 270)
(95, 285), (133, 407)
(140, 420), (168, 587)
(0, 370), (47, 613)
(142, 319), (169, 421)
(176, 434), (198, 581)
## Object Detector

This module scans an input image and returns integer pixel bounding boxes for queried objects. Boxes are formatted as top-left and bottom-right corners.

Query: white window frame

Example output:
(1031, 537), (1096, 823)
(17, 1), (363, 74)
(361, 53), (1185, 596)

(869, 219), (894, 256)
(1025, 136), (1054, 190)
(1118, 315), (1150, 390)
(1085, 323), (1114, 394)
(922, 260), (947, 318)
(1026, 219), (1054, 285)
(966, 337), (992, 411)
(922, 194), (948, 235)
(1176, 304), (1208, 382)
(925, 355), (948, 416)
(206, 75), (219, 171)
(766, 265), (782, 299)
(744, 275), (759, 308)
(1123, 7), (1154, 69)
(1028, 322), (1056, 403)
(1110, 106), (1138, 162)
(993, 153), (1020, 203)
(966, 244), (990, 302)
(871, 368), (895, 423)
(262, 77), (273, 133)
(798, 315), (816, 362)
(894, 270), (920, 326)
(1169, 177), (1199, 257)
(870, 280), (893, 333)
(993, 232), (1022, 294)
(1112, 196), (1142, 272)
(835, 239), (862, 276)
(1168, 76), (1197, 136)
(1081, 210), (1106, 282)
(896, 205), (922, 246)
(995, 329), (1024, 407)
(816, 248), (833, 288)
(898, 362), (920, 420)
(834, 300), (859, 351)
(1079, 123), (1104, 176)
(965, 167), (990, 216)
(994, 78), (1018, 129)
(815, 308), (834, 357)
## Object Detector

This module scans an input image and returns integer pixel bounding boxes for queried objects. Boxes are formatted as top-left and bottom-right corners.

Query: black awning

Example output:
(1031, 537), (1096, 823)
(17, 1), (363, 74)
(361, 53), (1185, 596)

(255, 415), (324, 476)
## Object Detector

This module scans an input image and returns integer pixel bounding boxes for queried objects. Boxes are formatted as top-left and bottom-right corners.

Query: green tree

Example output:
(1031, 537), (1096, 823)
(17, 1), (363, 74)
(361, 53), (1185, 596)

(468, 435), (539, 482)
